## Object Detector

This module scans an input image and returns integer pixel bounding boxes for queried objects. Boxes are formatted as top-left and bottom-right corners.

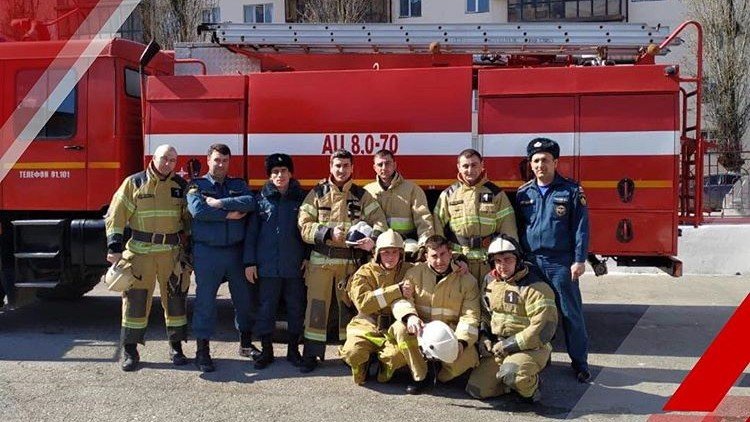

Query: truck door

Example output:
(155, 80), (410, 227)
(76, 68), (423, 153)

(2, 66), (88, 210)
(246, 67), (473, 190)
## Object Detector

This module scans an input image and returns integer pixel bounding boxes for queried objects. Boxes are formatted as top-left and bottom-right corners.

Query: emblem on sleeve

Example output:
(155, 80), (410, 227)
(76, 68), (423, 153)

(555, 203), (567, 217)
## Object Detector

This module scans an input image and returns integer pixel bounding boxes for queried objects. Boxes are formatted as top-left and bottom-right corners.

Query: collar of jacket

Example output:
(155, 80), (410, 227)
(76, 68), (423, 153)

(488, 265), (529, 286)
(202, 172), (227, 187)
(532, 172), (565, 191)
(147, 162), (172, 182)
(326, 176), (354, 193)
(456, 171), (488, 188)
(377, 171), (403, 191)
(427, 260), (460, 279)
(262, 178), (303, 199)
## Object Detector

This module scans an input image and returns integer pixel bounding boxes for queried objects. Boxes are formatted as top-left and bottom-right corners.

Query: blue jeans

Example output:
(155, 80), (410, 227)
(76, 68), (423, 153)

(529, 252), (589, 372)
(192, 243), (255, 339)
(253, 277), (305, 338)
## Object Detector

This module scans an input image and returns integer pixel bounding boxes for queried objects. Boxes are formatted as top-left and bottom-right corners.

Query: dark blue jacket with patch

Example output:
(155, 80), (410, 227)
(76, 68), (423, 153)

(245, 179), (308, 278)
(187, 174), (256, 248)
(516, 173), (589, 263)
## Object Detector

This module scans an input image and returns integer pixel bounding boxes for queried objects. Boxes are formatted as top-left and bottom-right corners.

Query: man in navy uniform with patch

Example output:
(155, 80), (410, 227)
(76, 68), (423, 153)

(187, 143), (259, 373)
(516, 138), (591, 383)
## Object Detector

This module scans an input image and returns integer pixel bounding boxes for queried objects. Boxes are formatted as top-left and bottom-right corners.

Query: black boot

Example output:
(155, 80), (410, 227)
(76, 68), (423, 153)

(169, 341), (188, 366)
(195, 339), (214, 373)
(286, 336), (302, 367)
(405, 377), (431, 395)
(299, 344), (318, 374)
(239, 331), (262, 360)
(121, 343), (140, 372)
(254, 336), (275, 370)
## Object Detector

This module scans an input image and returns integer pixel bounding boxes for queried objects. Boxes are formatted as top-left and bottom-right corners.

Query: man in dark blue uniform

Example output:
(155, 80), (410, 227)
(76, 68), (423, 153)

(245, 153), (308, 369)
(187, 143), (259, 373)
(516, 138), (591, 383)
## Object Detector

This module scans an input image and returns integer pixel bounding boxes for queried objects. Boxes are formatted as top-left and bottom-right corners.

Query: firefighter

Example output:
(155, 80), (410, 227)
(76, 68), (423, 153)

(516, 137), (591, 383)
(379, 234), (480, 394)
(187, 143), (258, 373)
(434, 149), (517, 283)
(297, 149), (388, 373)
(365, 149), (434, 245)
(105, 144), (191, 372)
(465, 235), (557, 402)
(245, 153), (308, 369)
(339, 229), (413, 385)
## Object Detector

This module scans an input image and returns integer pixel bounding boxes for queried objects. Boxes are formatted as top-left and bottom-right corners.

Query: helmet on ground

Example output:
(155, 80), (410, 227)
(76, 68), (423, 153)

(104, 259), (137, 292)
(375, 229), (404, 262)
(418, 320), (459, 363)
(346, 221), (373, 245)
(486, 234), (523, 265)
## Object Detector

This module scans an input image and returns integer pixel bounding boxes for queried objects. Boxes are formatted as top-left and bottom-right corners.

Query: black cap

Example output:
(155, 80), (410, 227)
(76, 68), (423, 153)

(526, 138), (560, 159)
(265, 153), (294, 176)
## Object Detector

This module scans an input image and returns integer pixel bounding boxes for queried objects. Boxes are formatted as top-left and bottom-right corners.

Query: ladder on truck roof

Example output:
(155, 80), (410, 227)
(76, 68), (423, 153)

(198, 22), (679, 56)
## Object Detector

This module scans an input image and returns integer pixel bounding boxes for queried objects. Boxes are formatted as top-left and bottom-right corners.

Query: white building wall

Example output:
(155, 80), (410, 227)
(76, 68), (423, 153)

(392, 0), (509, 23)
(215, 0), (286, 23)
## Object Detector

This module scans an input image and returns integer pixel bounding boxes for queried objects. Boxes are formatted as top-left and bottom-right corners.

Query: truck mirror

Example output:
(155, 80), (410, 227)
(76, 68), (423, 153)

(139, 40), (161, 68)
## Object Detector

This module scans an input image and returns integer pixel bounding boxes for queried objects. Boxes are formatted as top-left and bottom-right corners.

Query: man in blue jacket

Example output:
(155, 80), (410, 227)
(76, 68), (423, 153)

(516, 138), (591, 383)
(245, 153), (308, 369)
(187, 143), (258, 373)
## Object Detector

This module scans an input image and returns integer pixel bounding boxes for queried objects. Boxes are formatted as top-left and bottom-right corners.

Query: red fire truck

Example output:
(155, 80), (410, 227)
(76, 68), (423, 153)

(0, 21), (704, 308)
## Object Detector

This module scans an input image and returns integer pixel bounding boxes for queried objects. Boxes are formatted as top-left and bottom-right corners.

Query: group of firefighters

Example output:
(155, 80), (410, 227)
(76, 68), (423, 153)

(104, 136), (590, 402)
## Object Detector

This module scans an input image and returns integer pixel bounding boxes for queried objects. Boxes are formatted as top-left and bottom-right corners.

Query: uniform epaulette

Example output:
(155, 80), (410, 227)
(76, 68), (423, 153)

(128, 171), (148, 189)
(171, 174), (188, 190)
(517, 179), (534, 191)
(483, 181), (501, 196)
(444, 181), (462, 197)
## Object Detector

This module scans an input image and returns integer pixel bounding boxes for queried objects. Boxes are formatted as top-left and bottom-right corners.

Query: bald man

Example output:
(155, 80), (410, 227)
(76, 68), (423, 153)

(106, 144), (192, 371)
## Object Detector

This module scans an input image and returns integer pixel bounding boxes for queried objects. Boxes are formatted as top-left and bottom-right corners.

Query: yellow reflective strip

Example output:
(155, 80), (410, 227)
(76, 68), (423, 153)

(361, 332), (387, 348)
(525, 299), (557, 317)
(388, 218), (416, 231)
(373, 288), (388, 308)
(88, 162), (121, 169)
(496, 206), (514, 219)
(122, 318), (148, 329)
(304, 331), (327, 342)
(136, 210), (181, 217)
(9, 162), (85, 169)
(456, 321), (478, 336)
(165, 316), (187, 327)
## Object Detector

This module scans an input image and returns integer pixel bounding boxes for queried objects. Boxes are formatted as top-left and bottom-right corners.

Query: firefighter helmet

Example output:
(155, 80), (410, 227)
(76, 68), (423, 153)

(104, 259), (137, 292)
(375, 229), (404, 256)
(486, 235), (523, 265)
(418, 320), (459, 363)
(346, 221), (373, 246)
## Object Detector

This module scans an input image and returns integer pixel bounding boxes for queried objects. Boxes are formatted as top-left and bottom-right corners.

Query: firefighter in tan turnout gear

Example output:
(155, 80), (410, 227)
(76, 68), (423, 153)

(298, 149), (388, 373)
(434, 149), (517, 283)
(105, 144), (191, 371)
(466, 235), (558, 402)
(365, 149), (434, 245)
(379, 234), (480, 394)
(339, 229), (413, 385)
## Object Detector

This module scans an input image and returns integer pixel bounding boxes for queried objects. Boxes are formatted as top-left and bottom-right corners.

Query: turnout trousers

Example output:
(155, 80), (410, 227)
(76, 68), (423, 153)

(466, 345), (551, 399)
(120, 248), (187, 345)
(302, 263), (355, 359)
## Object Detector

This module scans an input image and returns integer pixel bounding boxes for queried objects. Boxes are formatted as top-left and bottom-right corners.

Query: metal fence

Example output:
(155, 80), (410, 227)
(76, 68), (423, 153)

(703, 150), (750, 221)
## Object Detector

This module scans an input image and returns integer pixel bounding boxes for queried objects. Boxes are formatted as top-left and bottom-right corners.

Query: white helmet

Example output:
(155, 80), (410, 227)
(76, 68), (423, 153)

(375, 229), (405, 255)
(418, 320), (459, 363)
(104, 260), (137, 292)
(403, 238), (419, 254)
(346, 221), (373, 245)
(486, 235), (522, 264)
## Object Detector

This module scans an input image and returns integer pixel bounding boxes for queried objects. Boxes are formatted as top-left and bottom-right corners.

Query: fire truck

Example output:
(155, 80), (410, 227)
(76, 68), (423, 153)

(0, 21), (704, 308)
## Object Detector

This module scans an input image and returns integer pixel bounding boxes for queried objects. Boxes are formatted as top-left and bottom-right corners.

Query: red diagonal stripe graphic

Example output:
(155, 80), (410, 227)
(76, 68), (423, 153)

(664, 294), (750, 412)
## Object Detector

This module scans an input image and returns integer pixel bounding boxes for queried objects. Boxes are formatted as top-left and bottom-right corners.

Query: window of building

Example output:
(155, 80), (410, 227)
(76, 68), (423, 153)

(467, 0), (490, 13)
(202, 7), (221, 23)
(16, 69), (77, 139)
(399, 0), (422, 18)
(244, 3), (273, 23)
(508, 0), (623, 22)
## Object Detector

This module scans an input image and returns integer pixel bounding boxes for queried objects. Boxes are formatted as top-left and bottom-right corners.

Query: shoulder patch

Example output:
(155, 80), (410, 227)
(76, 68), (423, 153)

(445, 181), (462, 197)
(483, 181), (501, 196)
(314, 181), (331, 198)
(517, 179), (534, 192)
(129, 171), (148, 189)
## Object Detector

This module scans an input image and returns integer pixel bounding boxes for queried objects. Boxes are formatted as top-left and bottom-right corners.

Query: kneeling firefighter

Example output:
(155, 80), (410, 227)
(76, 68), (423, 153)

(466, 235), (558, 402)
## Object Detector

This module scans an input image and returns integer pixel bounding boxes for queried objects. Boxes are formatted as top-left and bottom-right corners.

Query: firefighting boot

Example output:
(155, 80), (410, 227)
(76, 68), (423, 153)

(121, 343), (140, 372)
(254, 336), (275, 370)
(286, 337), (302, 367)
(299, 344), (319, 374)
(239, 331), (262, 360)
(169, 341), (188, 366)
(195, 339), (214, 373)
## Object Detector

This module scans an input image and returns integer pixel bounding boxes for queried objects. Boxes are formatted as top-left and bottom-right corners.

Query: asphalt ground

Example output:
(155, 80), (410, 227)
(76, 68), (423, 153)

(0, 274), (749, 422)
